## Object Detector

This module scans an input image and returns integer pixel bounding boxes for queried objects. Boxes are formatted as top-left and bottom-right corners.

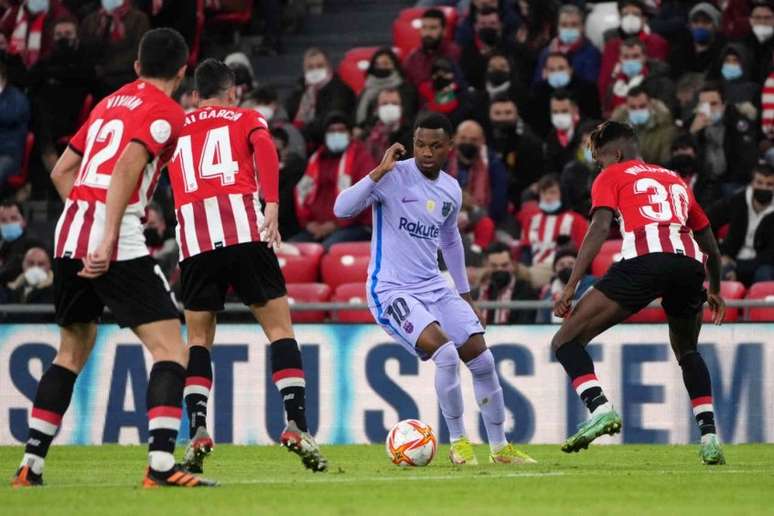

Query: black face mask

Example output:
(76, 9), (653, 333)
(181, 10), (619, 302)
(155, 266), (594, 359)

(492, 122), (516, 141)
(421, 36), (441, 50)
(486, 69), (510, 87)
(371, 67), (393, 79)
(54, 37), (76, 53)
(432, 75), (452, 90)
(478, 27), (500, 46)
(490, 270), (512, 290)
(457, 142), (478, 160)
(753, 188), (774, 205)
(144, 228), (164, 247)
(557, 267), (573, 284)
(669, 154), (697, 178)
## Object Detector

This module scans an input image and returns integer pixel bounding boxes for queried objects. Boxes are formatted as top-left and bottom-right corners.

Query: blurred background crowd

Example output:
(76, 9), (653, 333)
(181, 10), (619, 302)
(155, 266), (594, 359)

(0, 0), (772, 323)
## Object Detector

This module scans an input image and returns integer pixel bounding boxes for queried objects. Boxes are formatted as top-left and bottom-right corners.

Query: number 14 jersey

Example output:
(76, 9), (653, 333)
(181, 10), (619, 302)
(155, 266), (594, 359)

(54, 80), (185, 261)
(591, 160), (710, 263)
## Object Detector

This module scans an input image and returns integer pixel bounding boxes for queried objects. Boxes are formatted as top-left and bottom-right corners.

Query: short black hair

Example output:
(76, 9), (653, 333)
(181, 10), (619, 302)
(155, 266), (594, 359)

(422, 8), (447, 28)
(626, 85), (649, 98)
(618, 0), (645, 13)
(138, 28), (189, 80)
(413, 111), (453, 137)
(0, 199), (24, 215)
(753, 163), (774, 177)
(588, 120), (637, 153)
(368, 47), (403, 76)
(489, 94), (515, 108)
(194, 58), (235, 99)
(621, 36), (646, 51)
(538, 174), (560, 192)
(545, 51), (571, 65)
(670, 132), (696, 152)
(252, 84), (278, 104)
(323, 110), (352, 131)
(478, 6), (499, 17)
(700, 81), (726, 103)
(485, 241), (511, 256)
(550, 88), (576, 104)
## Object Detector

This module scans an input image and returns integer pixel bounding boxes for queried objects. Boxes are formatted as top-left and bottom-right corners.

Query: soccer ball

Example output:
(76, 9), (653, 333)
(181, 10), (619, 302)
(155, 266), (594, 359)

(385, 419), (437, 467)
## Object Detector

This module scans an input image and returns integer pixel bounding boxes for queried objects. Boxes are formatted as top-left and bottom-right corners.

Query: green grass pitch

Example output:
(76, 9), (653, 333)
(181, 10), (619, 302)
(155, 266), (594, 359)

(2, 444), (773, 515)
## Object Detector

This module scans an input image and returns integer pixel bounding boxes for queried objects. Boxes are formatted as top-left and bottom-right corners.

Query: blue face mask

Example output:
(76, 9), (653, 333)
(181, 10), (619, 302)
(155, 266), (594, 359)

(558, 27), (580, 45)
(547, 70), (571, 89)
(721, 62), (742, 81)
(539, 200), (562, 213)
(583, 146), (594, 163)
(325, 132), (350, 153)
(26, 0), (49, 14)
(621, 59), (643, 77)
(628, 108), (651, 126)
(710, 109), (724, 125)
(1, 222), (23, 242)
(691, 27), (713, 44)
(101, 0), (123, 12)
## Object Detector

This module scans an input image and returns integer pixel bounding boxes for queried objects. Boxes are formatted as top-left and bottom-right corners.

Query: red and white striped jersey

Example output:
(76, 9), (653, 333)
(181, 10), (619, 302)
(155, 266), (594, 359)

(591, 160), (710, 262)
(54, 80), (185, 261)
(166, 105), (275, 261)
(521, 211), (588, 265)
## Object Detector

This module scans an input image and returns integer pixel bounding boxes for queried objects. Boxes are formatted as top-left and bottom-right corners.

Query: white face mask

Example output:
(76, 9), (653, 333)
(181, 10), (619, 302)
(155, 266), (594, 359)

(24, 266), (48, 286)
(752, 24), (774, 42)
(255, 104), (275, 120)
(551, 112), (573, 131)
(305, 67), (328, 86)
(101, 0), (123, 12)
(26, 0), (49, 14)
(377, 104), (401, 125)
(620, 14), (643, 35)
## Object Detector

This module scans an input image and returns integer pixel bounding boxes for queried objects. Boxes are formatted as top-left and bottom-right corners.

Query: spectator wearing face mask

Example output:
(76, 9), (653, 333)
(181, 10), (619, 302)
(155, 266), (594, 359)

(669, 2), (726, 78)
(454, 0), (519, 49)
(559, 119), (601, 217)
(708, 163), (774, 286)
(709, 44), (761, 106)
(611, 86), (677, 165)
(602, 37), (675, 117)
(27, 15), (94, 173)
(666, 133), (700, 193)
(0, 59), (29, 189)
(363, 88), (413, 164)
(244, 84), (306, 159)
(536, 246), (596, 323)
(519, 175), (588, 289)
(476, 242), (536, 325)
(403, 9), (461, 89)
(532, 4), (601, 86)
(418, 57), (472, 128)
(292, 112), (375, 249)
(487, 96), (544, 206)
(545, 90), (585, 175)
(286, 47), (356, 147)
(739, 0), (774, 83)
(80, 0), (149, 98)
(0, 200), (43, 284)
(474, 51), (529, 112)
(689, 82), (758, 203)
(459, 6), (515, 91)
(270, 127), (304, 239)
(599, 0), (669, 97)
(527, 51), (600, 138)
(355, 48), (416, 128)
(143, 202), (177, 281)
(0, 0), (71, 68)
(3, 246), (52, 303)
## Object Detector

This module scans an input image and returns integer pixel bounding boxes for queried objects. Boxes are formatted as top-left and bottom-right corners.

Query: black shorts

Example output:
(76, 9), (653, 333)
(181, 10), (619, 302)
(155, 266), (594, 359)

(593, 252), (707, 319)
(180, 241), (286, 311)
(54, 256), (180, 328)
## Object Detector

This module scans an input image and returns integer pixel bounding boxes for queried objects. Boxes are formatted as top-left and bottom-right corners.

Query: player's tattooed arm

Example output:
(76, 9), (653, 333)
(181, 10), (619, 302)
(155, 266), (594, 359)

(694, 226), (726, 325)
(50, 148), (82, 201)
(369, 143), (406, 182)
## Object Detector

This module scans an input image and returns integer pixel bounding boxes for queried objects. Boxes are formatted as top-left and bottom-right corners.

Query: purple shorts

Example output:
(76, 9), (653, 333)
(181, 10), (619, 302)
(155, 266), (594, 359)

(368, 286), (484, 360)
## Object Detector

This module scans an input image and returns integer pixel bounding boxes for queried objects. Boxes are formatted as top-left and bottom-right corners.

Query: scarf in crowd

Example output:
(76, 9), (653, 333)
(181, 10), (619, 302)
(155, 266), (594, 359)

(447, 146), (491, 209)
(355, 72), (402, 125)
(609, 62), (648, 111)
(294, 145), (357, 221)
(481, 276), (517, 324)
(294, 74), (331, 127)
(99, 1), (132, 43)
(364, 121), (395, 163)
(9, 5), (46, 67)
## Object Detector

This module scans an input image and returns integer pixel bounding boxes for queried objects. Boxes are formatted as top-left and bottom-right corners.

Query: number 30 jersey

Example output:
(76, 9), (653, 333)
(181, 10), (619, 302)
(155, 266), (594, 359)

(591, 159), (710, 263)
(166, 105), (274, 261)
(54, 80), (185, 261)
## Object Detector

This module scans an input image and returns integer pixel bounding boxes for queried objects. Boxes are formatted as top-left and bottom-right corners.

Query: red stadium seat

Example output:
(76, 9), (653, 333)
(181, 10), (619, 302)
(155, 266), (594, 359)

(286, 283), (331, 323)
(327, 241), (371, 259)
(703, 281), (746, 322)
(6, 133), (34, 190)
(392, 7), (457, 57)
(205, 1), (253, 43)
(331, 282), (372, 323)
(746, 281), (774, 322)
(321, 253), (370, 290)
(337, 47), (402, 95)
(278, 255), (318, 283)
(591, 240), (623, 277)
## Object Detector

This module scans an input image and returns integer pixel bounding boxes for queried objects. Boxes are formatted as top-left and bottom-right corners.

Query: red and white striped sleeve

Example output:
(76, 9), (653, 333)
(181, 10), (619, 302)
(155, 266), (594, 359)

(762, 72), (774, 138)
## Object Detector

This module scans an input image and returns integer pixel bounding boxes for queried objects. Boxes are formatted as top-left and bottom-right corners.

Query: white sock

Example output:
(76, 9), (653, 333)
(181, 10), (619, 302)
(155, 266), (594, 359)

(20, 453), (45, 475)
(591, 401), (613, 415)
(148, 451), (175, 472)
(701, 433), (718, 445)
(466, 350), (507, 451)
(432, 342), (466, 442)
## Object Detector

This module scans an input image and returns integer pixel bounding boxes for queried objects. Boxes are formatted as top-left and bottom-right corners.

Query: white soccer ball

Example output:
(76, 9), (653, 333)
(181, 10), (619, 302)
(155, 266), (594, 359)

(385, 419), (437, 467)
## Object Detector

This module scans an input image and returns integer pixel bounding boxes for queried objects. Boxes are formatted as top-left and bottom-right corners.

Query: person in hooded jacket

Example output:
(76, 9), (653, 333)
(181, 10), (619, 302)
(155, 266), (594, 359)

(708, 43), (762, 106)
(355, 48), (416, 127)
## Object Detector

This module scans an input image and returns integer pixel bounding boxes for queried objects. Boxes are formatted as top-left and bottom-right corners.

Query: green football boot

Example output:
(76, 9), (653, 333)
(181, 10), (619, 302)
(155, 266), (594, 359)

(699, 434), (726, 465)
(561, 409), (622, 453)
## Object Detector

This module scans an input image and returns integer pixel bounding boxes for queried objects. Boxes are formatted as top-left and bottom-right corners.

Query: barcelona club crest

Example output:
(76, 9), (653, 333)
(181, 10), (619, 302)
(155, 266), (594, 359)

(442, 201), (453, 217)
(426, 200), (436, 213)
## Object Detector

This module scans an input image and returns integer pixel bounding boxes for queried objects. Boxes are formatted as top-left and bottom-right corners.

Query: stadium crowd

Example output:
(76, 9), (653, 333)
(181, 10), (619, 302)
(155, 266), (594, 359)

(0, 0), (773, 321)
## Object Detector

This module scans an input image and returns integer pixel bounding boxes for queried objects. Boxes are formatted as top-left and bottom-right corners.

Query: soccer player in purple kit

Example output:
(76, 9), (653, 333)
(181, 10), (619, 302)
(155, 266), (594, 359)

(334, 113), (535, 465)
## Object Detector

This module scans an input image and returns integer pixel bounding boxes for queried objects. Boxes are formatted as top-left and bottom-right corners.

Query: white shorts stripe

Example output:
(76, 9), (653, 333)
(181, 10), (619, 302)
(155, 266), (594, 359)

(574, 380), (601, 396)
(275, 377), (306, 391)
(203, 196), (225, 248)
(692, 403), (713, 416)
(229, 193), (252, 244)
(29, 417), (59, 436)
(180, 203), (200, 257)
(644, 223), (662, 253)
(183, 385), (210, 398)
(148, 416), (181, 431)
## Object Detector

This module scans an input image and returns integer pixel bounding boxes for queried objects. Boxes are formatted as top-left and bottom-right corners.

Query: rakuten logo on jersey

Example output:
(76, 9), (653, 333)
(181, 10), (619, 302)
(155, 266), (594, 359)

(398, 217), (439, 240)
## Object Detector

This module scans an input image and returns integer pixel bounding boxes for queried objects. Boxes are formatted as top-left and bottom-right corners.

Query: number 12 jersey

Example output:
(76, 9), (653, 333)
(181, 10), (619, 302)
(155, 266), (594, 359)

(591, 160), (710, 263)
